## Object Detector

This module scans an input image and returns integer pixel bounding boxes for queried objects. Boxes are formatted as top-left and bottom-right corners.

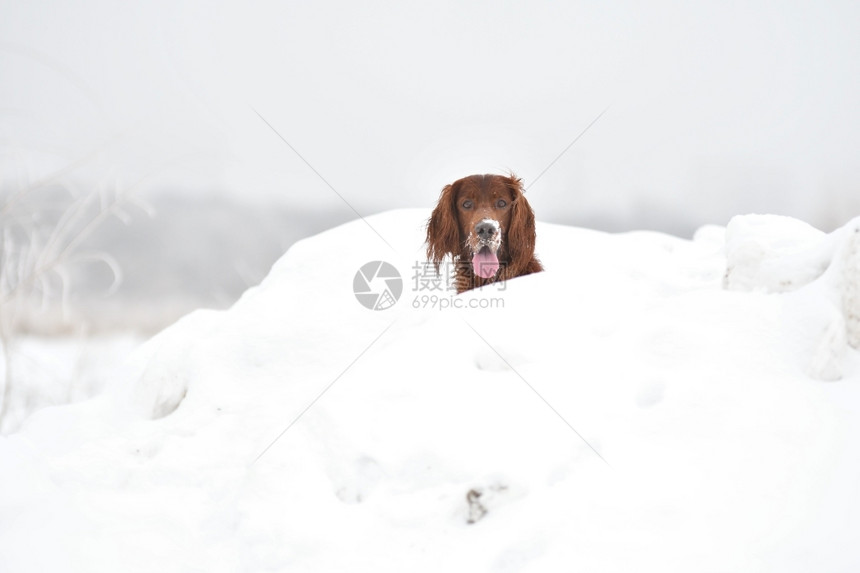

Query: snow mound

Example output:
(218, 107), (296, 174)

(2, 209), (859, 572)
(726, 213), (860, 379)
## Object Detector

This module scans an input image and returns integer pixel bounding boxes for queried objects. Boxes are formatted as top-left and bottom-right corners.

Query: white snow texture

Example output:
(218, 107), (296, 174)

(2, 210), (860, 572)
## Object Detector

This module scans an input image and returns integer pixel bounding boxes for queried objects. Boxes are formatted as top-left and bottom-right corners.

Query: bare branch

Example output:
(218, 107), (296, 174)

(69, 251), (123, 296)
(1, 148), (102, 216)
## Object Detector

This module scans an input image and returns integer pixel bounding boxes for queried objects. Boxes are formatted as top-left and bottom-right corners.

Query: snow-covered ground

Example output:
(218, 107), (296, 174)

(2, 209), (859, 572)
(0, 336), (143, 433)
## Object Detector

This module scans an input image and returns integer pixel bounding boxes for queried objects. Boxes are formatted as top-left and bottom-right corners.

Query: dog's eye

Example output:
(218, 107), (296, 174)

(462, 200), (473, 209)
(496, 199), (507, 208)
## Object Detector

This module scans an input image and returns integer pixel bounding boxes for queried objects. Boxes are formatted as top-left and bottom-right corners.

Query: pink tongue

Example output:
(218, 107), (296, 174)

(472, 248), (500, 279)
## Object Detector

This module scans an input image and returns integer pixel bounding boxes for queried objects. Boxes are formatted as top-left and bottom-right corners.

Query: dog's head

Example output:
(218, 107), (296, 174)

(426, 173), (536, 279)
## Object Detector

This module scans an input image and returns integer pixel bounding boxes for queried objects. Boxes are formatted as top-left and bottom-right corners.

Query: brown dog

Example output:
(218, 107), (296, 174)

(426, 173), (543, 293)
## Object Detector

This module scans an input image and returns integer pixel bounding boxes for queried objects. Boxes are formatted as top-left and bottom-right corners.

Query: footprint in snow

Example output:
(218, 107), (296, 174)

(464, 479), (523, 524)
(635, 379), (666, 408)
(334, 456), (384, 504)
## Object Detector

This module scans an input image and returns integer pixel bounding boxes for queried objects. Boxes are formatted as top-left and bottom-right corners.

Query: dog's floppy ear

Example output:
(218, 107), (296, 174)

(426, 182), (461, 272)
(505, 175), (537, 266)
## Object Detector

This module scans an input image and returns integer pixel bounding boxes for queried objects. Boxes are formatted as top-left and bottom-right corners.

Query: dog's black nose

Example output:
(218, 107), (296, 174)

(475, 220), (498, 240)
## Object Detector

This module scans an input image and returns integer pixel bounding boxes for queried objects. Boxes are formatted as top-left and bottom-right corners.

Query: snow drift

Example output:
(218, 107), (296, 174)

(725, 214), (860, 380)
(2, 210), (859, 572)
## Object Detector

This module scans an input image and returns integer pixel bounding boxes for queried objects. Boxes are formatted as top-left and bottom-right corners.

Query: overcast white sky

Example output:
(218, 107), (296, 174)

(2, 0), (859, 233)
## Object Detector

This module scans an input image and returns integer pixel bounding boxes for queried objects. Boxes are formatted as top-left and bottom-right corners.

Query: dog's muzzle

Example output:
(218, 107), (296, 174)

(471, 219), (501, 279)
